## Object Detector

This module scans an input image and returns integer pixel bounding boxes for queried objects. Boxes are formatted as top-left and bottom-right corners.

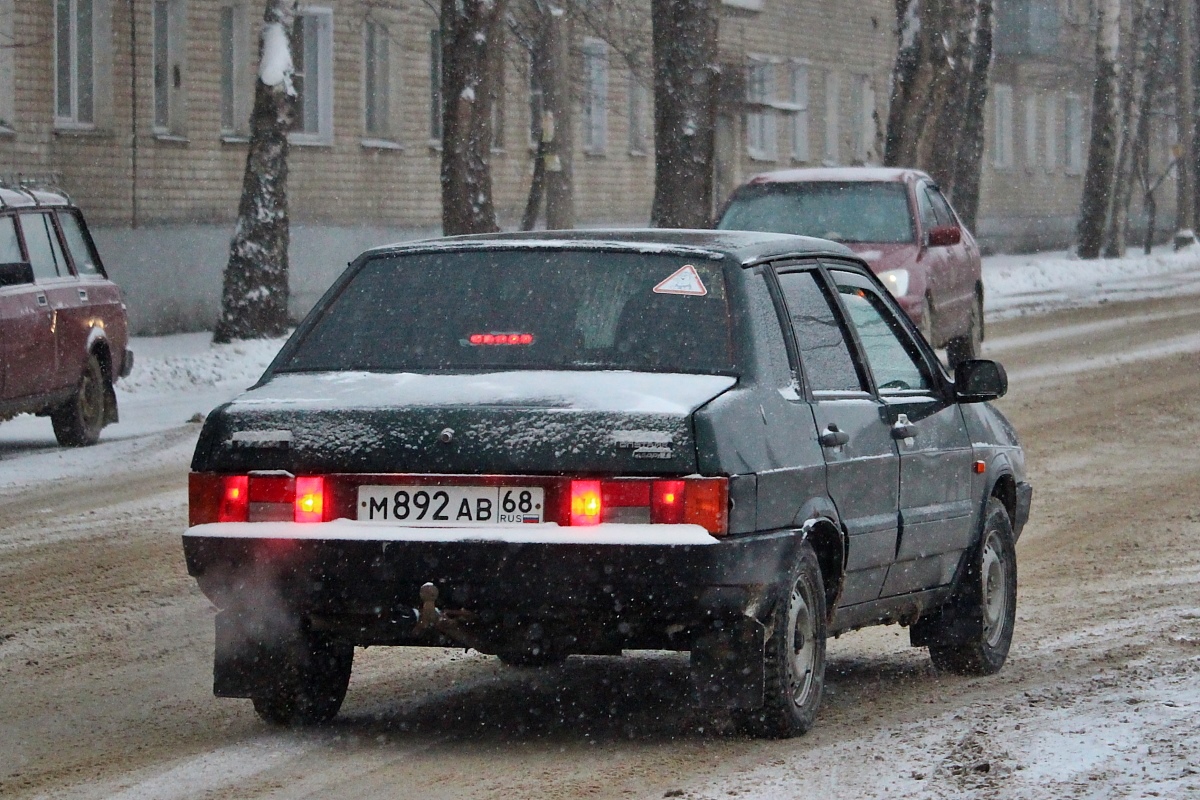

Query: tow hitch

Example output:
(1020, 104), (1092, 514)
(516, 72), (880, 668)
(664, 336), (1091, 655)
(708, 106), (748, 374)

(412, 582), (487, 651)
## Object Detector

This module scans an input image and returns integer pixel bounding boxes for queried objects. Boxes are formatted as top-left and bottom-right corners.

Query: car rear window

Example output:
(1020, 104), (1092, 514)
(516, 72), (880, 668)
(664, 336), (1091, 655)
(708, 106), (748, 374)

(279, 249), (735, 375)
(717, 181), (914, 244)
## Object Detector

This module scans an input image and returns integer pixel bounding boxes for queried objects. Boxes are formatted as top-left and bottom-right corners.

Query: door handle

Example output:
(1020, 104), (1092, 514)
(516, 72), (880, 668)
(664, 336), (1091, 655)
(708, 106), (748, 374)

(78, 289), (88, 301)
(891, 413), (916, 440)
(36, 293), (47, 306)
(819, 425), (850, 448)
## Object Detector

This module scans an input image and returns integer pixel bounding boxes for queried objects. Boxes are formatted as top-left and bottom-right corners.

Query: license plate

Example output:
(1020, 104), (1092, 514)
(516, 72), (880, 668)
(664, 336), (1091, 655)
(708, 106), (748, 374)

(357, 485), (545, 526)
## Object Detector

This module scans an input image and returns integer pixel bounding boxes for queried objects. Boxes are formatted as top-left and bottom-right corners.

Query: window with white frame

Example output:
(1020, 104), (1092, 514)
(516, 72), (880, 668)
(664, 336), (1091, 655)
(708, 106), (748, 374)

(824, 71), (840, 164)
(629, 78), (649, 154)
(1024, 93), (1038, 168)
(581, 38), (608, 153)
(851, 74), (874, 163)
(1044, 93), (1057, 171)
(55, 0), (95, 126)
(788, 62), (809, 162)
(992, 84), (1014, 169)
(152, 0), (186, 135)
(364, 19), (391, 139)
(430, 29), (442, 142)
(292, 9), (333, 143)
(745, 58), (776, 160)
(1064, 93), (1084, 173)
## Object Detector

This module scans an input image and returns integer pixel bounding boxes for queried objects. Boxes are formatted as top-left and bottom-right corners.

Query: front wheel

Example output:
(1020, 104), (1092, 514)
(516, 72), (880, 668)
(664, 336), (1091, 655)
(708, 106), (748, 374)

(927, 498), (1018, 675)
(251, 630), (354, 726)
(735, 540), (827, 738)
(52, 352), (108, 447)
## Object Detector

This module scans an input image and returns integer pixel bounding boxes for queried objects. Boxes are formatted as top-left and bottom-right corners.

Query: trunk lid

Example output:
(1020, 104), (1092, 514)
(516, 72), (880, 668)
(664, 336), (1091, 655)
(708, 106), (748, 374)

(193, 371), (737, 476)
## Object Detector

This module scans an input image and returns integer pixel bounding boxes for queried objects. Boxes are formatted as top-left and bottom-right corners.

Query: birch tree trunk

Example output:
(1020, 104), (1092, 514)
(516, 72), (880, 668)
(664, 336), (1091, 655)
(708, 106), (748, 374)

(885, 0), (993, 222)
(650, 0), (719, 228)
(441, 0), (507, 236)
(1175, 0), (1196, 246)
(213, 0), (297, 344)
(520, 3), (574, 230)
(1077, 0), (1123, 259)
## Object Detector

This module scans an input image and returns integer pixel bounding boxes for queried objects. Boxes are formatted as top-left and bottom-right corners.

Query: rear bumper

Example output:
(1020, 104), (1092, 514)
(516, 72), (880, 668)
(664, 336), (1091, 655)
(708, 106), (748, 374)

(183, 521), (801, 648)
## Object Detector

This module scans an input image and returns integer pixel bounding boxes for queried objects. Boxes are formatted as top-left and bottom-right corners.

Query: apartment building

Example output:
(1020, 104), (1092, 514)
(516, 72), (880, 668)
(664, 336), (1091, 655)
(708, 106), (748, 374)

(0, 0), (1159, 332)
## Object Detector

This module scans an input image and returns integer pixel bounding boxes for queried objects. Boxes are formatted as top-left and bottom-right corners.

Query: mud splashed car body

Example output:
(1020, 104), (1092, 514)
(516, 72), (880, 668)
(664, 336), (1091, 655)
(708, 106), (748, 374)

(183, 230), (1031, 736)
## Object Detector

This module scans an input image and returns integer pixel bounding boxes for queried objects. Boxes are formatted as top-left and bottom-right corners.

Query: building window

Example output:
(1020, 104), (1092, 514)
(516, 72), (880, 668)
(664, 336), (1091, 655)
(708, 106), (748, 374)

(992, 84), (1014, 169)
(746, 59), (776, 160)
(824, 71), (840, 164)
(430, 29), (442, 142)
(364, 19), (391, 139)
(851, 74), (874, 163)
(1064, 93), (1084, 173)
(55, 0), (95, 126)
(788, 62), (809, 162)
(581, 38), (608, 153)
(629, 78), (649, 154)
(1024, 93), (1038, 168)
(1044, 93), (1057, 171)
(152, 0), (186, 135)
(292, 9), (333, 143)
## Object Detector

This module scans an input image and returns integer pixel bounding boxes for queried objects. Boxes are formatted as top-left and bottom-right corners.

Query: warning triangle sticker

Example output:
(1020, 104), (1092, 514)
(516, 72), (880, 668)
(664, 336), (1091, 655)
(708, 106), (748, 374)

(653, 264), (708, 296)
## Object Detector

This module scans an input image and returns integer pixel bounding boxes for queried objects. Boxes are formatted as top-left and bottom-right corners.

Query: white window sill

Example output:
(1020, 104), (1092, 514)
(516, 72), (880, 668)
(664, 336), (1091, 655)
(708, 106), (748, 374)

(53, 122), (100, 135)
(629, 148), (648, 157)
(722, 0), (763, 10)
(221, 133), (250, 144)
(361, 138), (404, 151)
(428, 139), (443, 152)
(0, 124), (14, 137)
(289, 133), (333, 147)
(747, 150), (778, 162)
(154, 133), (190, 144)
(583, 149), (607, 157)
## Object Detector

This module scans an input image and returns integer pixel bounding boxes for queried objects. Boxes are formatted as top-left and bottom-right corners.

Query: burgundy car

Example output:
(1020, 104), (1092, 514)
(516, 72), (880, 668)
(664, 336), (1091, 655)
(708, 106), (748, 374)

(0, 187), (132, 446)
(717, 167), (983, 365)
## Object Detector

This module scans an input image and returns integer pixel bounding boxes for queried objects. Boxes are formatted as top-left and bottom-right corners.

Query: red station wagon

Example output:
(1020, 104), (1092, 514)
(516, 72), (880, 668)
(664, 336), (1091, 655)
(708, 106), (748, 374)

(717, 167), (984, 366)
(0, 187), (132, 446)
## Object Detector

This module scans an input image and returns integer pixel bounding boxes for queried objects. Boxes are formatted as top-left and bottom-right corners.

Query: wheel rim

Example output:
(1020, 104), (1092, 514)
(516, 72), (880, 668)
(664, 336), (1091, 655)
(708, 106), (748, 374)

(80, 363), (104, 429)
(980, 529), (1008, 648)
(787, 579), (817, 707)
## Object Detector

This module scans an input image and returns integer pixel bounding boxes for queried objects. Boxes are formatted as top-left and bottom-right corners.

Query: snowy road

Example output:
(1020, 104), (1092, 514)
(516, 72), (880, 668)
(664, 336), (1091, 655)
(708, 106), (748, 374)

(3, 263), (1200, 798)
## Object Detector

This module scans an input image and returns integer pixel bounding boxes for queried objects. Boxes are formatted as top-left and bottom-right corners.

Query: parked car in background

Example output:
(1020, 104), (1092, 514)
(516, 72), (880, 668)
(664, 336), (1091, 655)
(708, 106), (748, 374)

(184, 230), (1030, 737)
(0, 186), (132, 446)
(717, 167), (984, 366)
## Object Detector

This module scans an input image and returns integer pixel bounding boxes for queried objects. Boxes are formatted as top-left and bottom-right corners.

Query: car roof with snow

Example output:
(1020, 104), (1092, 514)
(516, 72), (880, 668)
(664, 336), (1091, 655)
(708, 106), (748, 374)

(361, 228), (858, 266)
(0, 186), (72, 209)
(742, 167), (932, 186)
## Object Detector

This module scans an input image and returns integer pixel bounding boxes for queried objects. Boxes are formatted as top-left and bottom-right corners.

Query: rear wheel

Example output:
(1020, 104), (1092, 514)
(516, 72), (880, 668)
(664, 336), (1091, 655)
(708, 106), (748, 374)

(251, 629), (353, 726)
(735, 540), (826, 738)
(52, 352), (108, 447)
(947, 290), (983, 368)
(927, 498), (1017, 675)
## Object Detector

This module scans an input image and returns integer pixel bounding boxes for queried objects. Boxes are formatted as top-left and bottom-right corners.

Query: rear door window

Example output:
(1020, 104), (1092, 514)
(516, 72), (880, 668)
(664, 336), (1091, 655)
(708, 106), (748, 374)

(20, 213), (67, 281)
(281, 250), (734, 375)
(775, 269), (865, 394)
(58, 211), (102, 276)
(0, 216), (21, 263)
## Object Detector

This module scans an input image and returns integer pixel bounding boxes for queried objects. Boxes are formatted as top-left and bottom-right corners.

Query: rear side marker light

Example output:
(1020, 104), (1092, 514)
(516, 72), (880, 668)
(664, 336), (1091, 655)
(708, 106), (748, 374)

(294, 477), (325, 523)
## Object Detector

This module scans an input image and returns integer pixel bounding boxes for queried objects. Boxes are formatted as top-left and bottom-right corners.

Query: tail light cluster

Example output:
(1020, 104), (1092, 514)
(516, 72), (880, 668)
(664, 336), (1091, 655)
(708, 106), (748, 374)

(189, 473), (326, 526)
(190, 474), (728, 535)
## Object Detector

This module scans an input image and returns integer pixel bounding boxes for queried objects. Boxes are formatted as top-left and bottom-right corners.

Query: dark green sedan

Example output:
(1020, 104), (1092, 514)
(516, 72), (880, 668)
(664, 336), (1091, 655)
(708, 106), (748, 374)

(184, 230), (1031, 738)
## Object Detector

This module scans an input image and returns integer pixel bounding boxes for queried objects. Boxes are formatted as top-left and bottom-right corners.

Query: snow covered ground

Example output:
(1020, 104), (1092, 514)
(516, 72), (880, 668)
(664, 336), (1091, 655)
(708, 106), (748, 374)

(2, 245), (1200, 800)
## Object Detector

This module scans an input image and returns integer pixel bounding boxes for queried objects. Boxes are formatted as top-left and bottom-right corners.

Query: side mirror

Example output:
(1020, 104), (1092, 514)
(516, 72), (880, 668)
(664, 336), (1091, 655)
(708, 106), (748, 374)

(955, 359), (1007, 403)
(0, 262), (34, 287)
(927, 225), (962, 248)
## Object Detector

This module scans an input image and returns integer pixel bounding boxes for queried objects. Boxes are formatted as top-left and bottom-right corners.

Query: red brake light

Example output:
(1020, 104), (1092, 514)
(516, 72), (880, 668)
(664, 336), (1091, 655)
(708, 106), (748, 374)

(220, 476), (249, 522)
(570, 480), (602, 526)
(651, 480), (685, 524)
(468, 332), (535, 345)
(294, 477), (325, 523)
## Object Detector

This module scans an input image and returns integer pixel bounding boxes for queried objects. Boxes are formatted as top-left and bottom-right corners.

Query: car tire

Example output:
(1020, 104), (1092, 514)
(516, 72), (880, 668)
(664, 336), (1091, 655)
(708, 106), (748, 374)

(927, 497), (1017, 676)
(735, 540), (827, 738)
(51, 352), (108, 447)
(251, 630), (354, 726)
(947, 290), (983, 368)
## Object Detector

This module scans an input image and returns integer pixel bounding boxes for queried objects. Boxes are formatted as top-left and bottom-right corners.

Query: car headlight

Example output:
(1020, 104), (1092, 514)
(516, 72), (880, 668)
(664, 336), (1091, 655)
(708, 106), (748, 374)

(878, 269), (910, 298)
